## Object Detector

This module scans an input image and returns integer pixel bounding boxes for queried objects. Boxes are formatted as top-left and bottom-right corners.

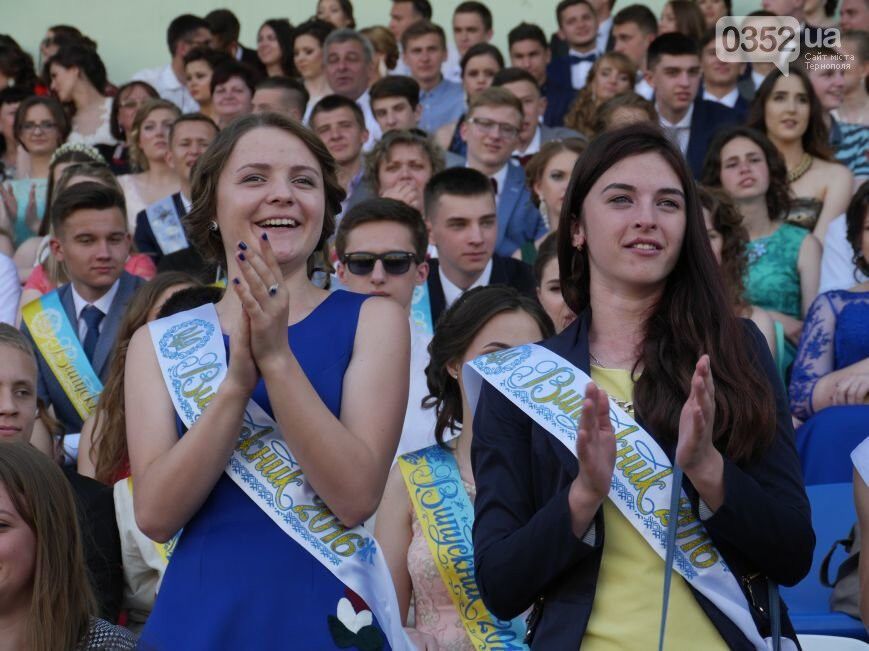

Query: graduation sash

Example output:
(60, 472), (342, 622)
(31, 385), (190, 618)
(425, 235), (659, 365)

(21, 292), (102, 419)
(148, 303), (411, 650)
(399, 445), (528, 650)
(145, 195), (188, 255)
(410, 283), (434, 337)
(464, 343), (791, 651)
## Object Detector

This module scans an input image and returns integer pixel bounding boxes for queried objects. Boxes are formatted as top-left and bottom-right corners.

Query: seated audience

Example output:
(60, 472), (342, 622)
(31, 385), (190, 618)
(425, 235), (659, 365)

(255, 18), (295, 78)
(323, 28), (381, 147)
(548, 0), (601, 91)
(562, 52), (636, 137)
(699, 30), (749, 118)
(835, 31), (869, 184)
(0, 87), (30, 180)
(388, 0), (433, 74)
(590, 91), (658, 134)
(460, 88), (548, 257)
(369, 75), (422, 132)
(106, 81), (160, 174)
(310, 94), (369, 209)
(210, 60), (258, 129)
(747, 66), (853, 240)
(252, 76), (309, 121)
(401, 20), (465, 134)
(840, 0), (869, 31)
(291, 18), (335, 122)
(318, 0), (356, 29)
(447, 1), (495, 82)
(789, 183), (869, 481)
(375, 285), (552, 650)
(117, 99), (182, 225)
(658, 0), (706, 43)
(820, 184), (869, 292)
(533, 232), (576, 331)
(205, 9), (267, 75)
(363, 129), (445, 212)
(423, 167), (537, 323)
(132, 14), (212, 112)
(525, 138), (586, 234)
(183, 47), (232, 126)
(335, 198), (436, 458)
(612, 4), (658, 99)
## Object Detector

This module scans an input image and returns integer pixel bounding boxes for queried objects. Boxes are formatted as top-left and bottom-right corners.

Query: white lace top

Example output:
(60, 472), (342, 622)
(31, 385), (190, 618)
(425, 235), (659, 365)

(67, 97), (118, 148)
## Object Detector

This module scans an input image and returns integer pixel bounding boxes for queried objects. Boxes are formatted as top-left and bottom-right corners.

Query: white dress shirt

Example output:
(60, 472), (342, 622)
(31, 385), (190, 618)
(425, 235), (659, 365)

(514, 124), (543, 157)
(635, 76), (654, 100)
(394, 318), (439, 462)
(71, 279), (120, 341)
(752, 69), (767, 90)
(569, 48), (598, 90)
(0, 253), (20, 325)
(658, 103), (693, 155)
(702, 87), (740, 108)
(820, 214), (869, 292)
(439, 258), (493, 308)
(132, 63), (200, 113)
(355, 89), (382, 151)
(596, 17), (613, 54)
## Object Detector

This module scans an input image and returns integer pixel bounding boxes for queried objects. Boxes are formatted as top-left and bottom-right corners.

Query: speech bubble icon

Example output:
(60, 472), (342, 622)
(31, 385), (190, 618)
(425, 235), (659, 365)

(715, 16), (801, 75)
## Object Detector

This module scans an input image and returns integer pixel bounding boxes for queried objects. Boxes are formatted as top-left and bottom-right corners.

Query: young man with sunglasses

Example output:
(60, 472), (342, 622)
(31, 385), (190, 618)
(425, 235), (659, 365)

(423, 167), (536, 325)
(335, 197), (437, 459)
(459, 87), (547, 257)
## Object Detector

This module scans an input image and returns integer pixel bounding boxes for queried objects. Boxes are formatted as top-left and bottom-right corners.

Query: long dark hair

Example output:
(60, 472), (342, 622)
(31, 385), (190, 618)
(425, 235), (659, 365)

(260, 19), (297, 77)
(846, 180), (869, 279)
(698, 186), (750, 313)
(701, 126), (791, 221)
(557, 123), (776, 461)
(746, 66), (833, 161)
(423, 286), (554, 446)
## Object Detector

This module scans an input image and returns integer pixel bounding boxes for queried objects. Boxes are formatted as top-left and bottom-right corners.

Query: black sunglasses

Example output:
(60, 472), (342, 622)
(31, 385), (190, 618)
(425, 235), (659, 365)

(341, 251), (419, 275)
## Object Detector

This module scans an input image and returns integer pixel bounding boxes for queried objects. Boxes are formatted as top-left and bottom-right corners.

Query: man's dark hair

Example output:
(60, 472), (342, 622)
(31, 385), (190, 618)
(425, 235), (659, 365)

(556, 0), (597, 26)
(508, 22), (548, 50)
(169, 113), (219, 144)
(335, 198), (428, 259)
(157, 285), (224, 318)
(370, 75), (421, 110)
(167, 14), (211, 56)
(209, 60), (261, 95)
(204, 9), (241, 48)
(647, 32), (699, 70)
(492, 67), (540, 92)
(699, 28), (717, 50)
(613, 4), (658, 35)
(393, 0), (433, 20)
(454, 1), (494, 32)
(401, 20), (448, 50)
(424, 167), (493, 219)
(51, 181), (126, 233)
(309, 94), (366, 130)
(255, 76), (311, 115)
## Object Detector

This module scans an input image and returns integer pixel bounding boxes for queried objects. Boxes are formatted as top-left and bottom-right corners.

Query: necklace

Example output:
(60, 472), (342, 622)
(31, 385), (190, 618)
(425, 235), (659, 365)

(589, 351), (605, 367)
(787, 153), (813, 183)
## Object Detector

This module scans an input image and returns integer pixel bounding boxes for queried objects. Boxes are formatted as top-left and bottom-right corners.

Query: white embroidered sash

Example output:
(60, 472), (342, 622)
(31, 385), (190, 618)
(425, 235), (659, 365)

(145, 195), (188, 255)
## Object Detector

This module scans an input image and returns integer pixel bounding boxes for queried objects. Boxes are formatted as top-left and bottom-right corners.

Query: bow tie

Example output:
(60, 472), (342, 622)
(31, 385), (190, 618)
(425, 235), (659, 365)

(569, 53), (597, 65)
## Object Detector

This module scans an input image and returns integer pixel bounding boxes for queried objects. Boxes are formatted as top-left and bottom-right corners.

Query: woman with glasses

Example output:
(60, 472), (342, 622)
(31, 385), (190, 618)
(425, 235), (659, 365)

(105, 81), (159, 175)
(0, 96), (68, 248)
(48, 43), (117, 149)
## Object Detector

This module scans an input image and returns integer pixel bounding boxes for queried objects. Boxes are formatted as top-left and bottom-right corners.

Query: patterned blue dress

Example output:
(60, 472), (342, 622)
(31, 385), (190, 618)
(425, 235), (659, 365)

(139, 291), (392, 651)
(788, 289), (869, 485)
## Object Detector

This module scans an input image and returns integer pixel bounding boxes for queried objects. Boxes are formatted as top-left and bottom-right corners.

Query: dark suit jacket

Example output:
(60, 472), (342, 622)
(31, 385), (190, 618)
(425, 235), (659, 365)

(22, 272), (144, 434)
(546, 55), (575, 92)
(697, 85), (750, 122)
(542, 80), (577, 128)
(471, 310), (814, 649)
(686, 99), (742, 179)
(239, 45), (266, 75)
(426, 256), (536, 326)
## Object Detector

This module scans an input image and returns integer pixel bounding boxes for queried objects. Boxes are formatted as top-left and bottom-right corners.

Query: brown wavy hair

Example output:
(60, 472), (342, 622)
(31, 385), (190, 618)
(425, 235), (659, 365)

(747, 66), (833, 162)
(701, 126), (792, 221)
(129, 98), (181, 171)
(698, 186), (750, 312)
(89, 272), (199, 484)
(186, 112), (345, 270)
(557, 123), (776, 461)
(563, 52), (637, 137)
(0, 441), (96, 651)
(424, 285), (554, 445)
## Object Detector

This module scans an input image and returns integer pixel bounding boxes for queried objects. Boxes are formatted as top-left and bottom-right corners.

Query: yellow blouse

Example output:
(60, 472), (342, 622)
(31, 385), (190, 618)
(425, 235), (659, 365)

(581, 366), (728, 651)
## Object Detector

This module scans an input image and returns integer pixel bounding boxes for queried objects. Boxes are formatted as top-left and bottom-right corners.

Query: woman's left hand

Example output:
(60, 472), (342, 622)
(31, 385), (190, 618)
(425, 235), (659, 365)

(232, 234), (291, 367)
(676, 355), (718, 473)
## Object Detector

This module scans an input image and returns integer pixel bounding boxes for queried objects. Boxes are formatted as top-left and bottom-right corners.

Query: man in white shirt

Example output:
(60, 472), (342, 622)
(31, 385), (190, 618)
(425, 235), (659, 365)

(132, 14), (212, 113)
(334, 197), (436, 459)
(323, 29), (382, 149)
(612, 5), (659, 100)
(549, 0), (601, 91)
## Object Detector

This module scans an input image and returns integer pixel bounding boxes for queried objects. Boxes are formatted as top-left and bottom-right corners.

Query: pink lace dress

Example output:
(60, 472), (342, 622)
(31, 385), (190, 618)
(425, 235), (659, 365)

(406, 478), (476, 651)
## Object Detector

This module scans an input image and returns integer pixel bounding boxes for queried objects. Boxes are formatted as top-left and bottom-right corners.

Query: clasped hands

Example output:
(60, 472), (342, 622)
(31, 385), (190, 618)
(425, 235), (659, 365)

(568, 355), (723, 535)
(224, 235), (292, 395)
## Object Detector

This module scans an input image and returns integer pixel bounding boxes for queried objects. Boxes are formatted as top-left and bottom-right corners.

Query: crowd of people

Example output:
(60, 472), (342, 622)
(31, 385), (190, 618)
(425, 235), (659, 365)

(0, 0), (867, 649)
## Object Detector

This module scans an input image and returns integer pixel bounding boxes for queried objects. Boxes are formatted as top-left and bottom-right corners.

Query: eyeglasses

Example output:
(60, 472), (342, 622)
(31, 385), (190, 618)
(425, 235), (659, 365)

(341, 251), (419, 275)
(468, 116), (520, 139)
(119, 99), (147, 110)
(21, 121), (57, 133)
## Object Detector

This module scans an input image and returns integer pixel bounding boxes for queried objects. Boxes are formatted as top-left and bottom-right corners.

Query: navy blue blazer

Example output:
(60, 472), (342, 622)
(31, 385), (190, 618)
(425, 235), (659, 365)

(546, 55), (575, 91)
(542, 80), (577, 128)
(22, 272), (144, 435)
(471, 310), (814, 649)
(696, 86), (750, 122)
(686, 99), (742, 179)
(425, 256), (536, 326)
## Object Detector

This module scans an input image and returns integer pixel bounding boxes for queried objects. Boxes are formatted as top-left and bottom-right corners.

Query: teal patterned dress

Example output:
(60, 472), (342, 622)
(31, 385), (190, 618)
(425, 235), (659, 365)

(744, 222), (809, 369)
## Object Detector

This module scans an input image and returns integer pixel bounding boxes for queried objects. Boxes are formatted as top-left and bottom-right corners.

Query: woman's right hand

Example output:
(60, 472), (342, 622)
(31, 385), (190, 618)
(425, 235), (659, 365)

(833, 373), (869, 406)
(0, 183), (18, 223)
(404, 627), (440, 651)
(568, 383), (615, 536)
(223, 307), (259, 397)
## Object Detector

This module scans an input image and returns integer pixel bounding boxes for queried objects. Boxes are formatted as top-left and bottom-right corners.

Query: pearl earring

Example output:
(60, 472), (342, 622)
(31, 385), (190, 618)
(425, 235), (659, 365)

(209, 221), (219, 232)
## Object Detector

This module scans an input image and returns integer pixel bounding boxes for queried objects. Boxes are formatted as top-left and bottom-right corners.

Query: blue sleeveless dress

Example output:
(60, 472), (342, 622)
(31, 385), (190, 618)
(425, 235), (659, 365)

(139, 291), (392, 651)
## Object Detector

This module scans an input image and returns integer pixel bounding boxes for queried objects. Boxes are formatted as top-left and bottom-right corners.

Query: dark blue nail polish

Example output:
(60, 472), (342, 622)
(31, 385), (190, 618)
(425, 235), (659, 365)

(238, 241), (247, 250)
(261, 232), (268, 241)
(238, 252), (246, 261)
(232, 277), (240, 285)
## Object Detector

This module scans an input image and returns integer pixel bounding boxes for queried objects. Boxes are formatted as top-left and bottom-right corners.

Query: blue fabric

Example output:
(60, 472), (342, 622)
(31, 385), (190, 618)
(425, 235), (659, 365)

(81, 305), (104, 361)
(8, 178), (47, 246)
(140, 291), (393, 651)
(418, 78), (466, 134)
(795, 406), (869, 485)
